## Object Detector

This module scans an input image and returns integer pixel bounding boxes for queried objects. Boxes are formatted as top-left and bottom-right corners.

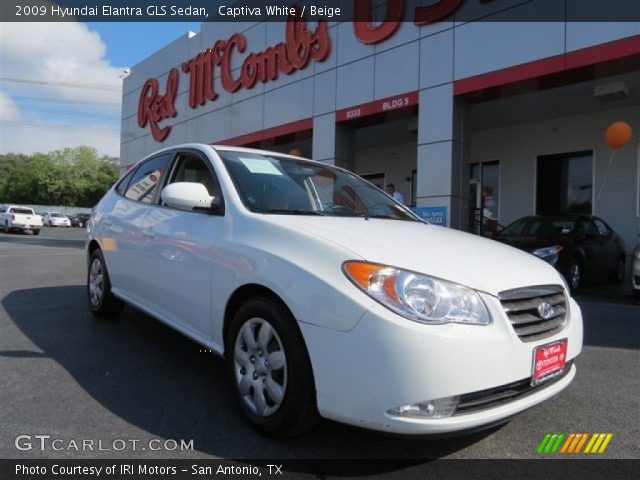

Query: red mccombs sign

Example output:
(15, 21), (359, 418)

(138, 0), (472, 141)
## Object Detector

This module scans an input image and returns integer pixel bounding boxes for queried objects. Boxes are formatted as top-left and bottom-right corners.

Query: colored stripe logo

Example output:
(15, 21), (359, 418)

(537, 433), (613, 454)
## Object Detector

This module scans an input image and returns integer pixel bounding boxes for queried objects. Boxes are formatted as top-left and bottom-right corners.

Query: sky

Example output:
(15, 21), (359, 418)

(0, 22), (201, 158)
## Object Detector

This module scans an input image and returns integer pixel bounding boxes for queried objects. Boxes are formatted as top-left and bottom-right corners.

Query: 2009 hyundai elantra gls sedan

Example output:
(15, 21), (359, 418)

(87, 144), (582, 437)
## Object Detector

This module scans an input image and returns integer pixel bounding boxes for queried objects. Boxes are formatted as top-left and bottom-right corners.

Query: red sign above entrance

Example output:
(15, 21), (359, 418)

(335, 91), (419, 123)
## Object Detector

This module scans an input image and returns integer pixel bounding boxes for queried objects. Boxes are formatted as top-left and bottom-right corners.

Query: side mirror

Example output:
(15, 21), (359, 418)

(161, 182), (218, 213)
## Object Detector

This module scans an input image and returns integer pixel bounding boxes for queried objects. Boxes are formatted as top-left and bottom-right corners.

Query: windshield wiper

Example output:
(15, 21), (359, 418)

(359, 213), (417, 221)
(262, 209), (326, 216)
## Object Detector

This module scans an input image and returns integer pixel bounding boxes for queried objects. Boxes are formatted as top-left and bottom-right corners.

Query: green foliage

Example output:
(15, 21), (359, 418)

(0, 146), (119, 207)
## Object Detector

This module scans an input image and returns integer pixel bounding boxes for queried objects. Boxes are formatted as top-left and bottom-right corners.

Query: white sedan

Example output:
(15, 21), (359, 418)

(86, 144), (583, 437)
(44, 212), (71, 227)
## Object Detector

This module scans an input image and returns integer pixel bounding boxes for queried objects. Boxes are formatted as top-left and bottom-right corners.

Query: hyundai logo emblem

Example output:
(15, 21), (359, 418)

(538, 302), (554, 320)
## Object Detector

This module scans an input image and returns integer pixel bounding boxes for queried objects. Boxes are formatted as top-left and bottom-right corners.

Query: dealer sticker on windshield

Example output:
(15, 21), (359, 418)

(532, 339), (568, 386)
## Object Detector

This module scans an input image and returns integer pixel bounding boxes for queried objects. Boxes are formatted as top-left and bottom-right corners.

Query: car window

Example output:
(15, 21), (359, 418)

(124, 154), (172, 203)
(166, 153), (222, 201)
(219, 150), (418, 221)
(593, 218), (610, 236)
(9, 208), (34, 214)
(586, 221), (600, 236)
(115, 169), (135, 196)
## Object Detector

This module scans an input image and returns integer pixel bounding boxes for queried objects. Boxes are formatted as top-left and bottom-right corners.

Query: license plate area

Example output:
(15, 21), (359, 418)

(532, 339), (568, 386)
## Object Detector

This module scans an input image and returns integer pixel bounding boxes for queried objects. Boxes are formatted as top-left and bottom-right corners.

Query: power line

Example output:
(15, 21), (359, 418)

(0, 120), (119, 137)
(1, 77), (121, 91)
(18, 106), (120, 119)
(10, 95), (121, 107)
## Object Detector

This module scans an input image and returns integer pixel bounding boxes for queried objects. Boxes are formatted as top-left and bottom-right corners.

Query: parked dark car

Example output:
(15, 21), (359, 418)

(71, 213), (90, 228)
(495, 215), (626, 291)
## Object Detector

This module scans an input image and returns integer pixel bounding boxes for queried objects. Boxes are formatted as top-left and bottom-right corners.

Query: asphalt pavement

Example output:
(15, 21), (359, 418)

(1, 227), (639, 462)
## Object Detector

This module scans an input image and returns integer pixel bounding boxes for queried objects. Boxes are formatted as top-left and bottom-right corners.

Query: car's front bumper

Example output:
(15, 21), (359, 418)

(300, 293), (583, 435)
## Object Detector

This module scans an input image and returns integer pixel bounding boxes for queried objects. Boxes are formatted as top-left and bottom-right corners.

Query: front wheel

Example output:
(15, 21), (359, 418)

(87, 249), (124, 318)
(226, 297), (318, 437)
(566, 260), (582, 292)
(611, 258), (625, 285)
(32, 229), (40, 236)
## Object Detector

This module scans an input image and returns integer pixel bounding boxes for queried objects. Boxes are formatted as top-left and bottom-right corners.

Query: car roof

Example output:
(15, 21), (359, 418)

(137, 143), (336, 171)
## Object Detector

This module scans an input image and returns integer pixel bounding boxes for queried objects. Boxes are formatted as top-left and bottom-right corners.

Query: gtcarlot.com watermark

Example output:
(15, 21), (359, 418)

(15, 435), (194, 452)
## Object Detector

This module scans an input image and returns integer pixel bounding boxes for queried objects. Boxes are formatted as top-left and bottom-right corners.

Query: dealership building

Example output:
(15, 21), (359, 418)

(120, 1), (639, 254)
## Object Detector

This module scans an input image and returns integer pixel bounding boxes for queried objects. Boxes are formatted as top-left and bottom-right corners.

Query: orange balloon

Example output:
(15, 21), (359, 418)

(605, 121), (632, 149)
(288, 148), (302, 157)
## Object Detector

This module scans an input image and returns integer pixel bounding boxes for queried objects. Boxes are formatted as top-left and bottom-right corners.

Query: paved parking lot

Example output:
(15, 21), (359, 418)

(1, 227), (639, 461)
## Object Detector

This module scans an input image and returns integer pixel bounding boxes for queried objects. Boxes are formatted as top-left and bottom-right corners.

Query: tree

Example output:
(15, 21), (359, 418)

(0, 146), (119, 207)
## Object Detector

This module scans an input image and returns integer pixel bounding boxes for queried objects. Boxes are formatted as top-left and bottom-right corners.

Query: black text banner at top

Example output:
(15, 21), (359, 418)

(1, 0), (639, 22)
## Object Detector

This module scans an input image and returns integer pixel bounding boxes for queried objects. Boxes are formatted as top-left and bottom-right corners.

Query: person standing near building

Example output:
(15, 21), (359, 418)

(386, 183), (404, 204)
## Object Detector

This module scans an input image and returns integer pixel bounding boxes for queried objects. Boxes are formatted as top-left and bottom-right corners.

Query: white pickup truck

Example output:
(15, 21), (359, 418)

(0, 205), (44, 235)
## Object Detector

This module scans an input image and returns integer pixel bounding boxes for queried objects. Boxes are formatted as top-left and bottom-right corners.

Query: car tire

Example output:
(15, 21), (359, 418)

(567, 259), (582, 292)
(634, 290), (640, 302)
(32, 229), (40, 236)
(226, 296), (319, 438)
(87, 249), (124, 318)
(611, 258), (625, 285)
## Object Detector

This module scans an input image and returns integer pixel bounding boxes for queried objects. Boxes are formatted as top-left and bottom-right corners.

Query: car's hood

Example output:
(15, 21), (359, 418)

(495, 236), (565, 252)
(270, 216), (563, 296)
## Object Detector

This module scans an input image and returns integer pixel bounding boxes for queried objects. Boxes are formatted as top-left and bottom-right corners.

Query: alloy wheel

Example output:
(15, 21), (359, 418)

(234, 318), (287, 417)
(569, 263), (581, 290)
(89, 258), (104, 307)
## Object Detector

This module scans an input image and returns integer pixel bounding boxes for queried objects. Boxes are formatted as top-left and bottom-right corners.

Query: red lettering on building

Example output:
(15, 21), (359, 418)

(139, 15), (330, 141)
(353, 0), (404, 45)
(414, 0), (464, 26)
(137, 67), (179, 142)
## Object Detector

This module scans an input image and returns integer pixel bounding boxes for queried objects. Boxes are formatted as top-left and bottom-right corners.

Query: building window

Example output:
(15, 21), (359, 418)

(469, 161), (500, 236)
(536, 151), (593, 215)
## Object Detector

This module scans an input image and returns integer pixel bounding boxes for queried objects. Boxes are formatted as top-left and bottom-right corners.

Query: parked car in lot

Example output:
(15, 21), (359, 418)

(632, 243), (640, 301)
(0, 205), (43, 234)
(495, 215), (626, 292)
(87, 144), (583, 437)
(71, 213), (91, 228)
(44, 212), (71, 227)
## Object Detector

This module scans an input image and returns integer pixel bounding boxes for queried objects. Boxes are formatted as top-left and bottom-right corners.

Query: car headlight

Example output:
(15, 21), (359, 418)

(342, 261), (491, 325)
(532, 245), (563, 266)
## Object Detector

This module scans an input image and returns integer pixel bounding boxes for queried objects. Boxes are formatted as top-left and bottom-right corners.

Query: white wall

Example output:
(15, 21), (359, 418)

(471, 104), (640, 253)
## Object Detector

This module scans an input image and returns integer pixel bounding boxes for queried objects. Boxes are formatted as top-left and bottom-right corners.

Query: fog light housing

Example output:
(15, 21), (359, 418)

(387, 396), (460, 419)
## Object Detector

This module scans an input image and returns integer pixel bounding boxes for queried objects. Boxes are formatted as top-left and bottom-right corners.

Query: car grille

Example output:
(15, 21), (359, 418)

(454, 361), (573, 415)
(498, 285), (568, 342)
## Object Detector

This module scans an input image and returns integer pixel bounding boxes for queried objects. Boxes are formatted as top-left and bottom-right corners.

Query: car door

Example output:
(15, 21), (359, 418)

(592, 217), (618, 276)
(137, 149), (224, 341)
(103, 152), (173, 303)
(582, 218), (612, 277)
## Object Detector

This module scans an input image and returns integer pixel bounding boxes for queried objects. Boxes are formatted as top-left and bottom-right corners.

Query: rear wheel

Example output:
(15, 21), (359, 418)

(32, 229), (40, 236)
(226, 297), (318, 437)
(87, 249), (124, 318)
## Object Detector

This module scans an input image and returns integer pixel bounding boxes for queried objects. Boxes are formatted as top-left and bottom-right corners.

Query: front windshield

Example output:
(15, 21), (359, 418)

(50, 213), (64, 218)
(500, 217), (577, 238)
(219, 151), (419, 221)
